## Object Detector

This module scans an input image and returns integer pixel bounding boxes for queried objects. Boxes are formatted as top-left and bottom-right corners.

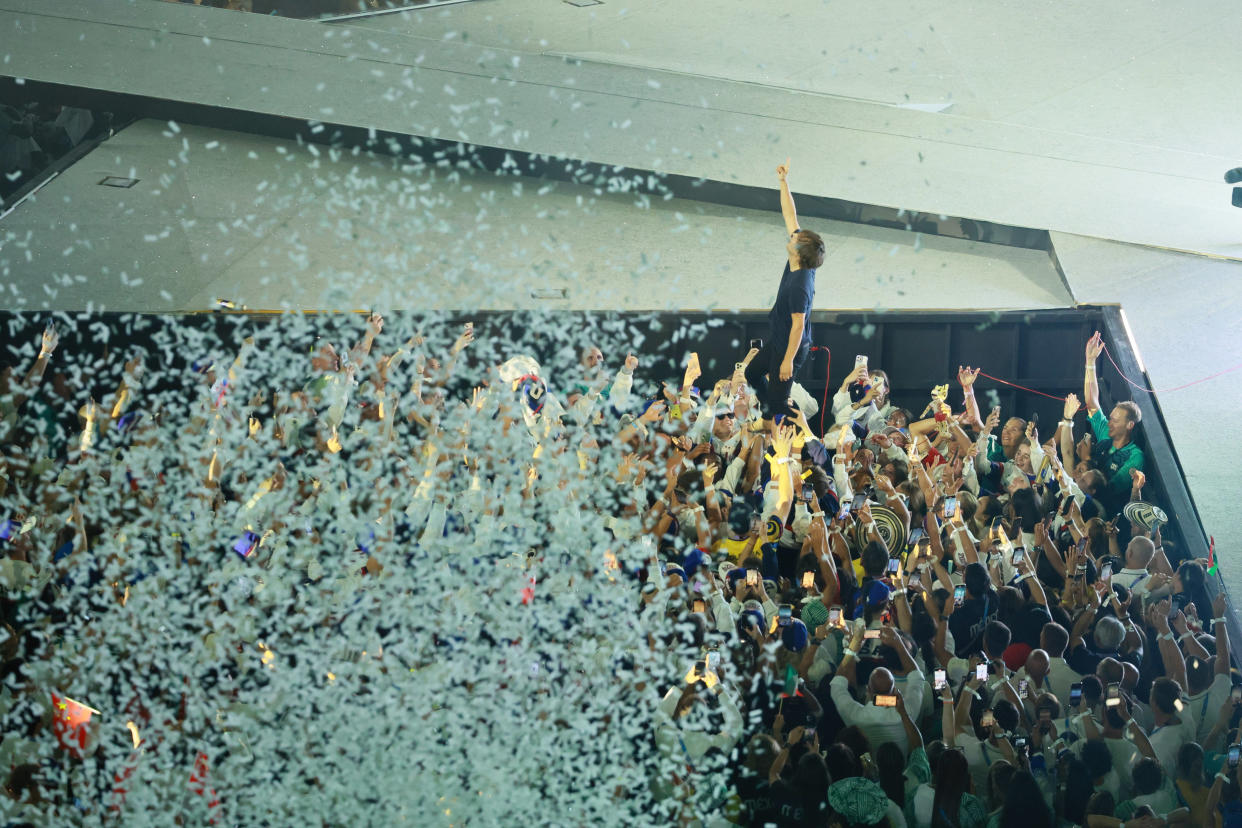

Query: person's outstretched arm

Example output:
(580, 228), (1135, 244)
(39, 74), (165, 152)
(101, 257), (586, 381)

(776, 158), (798, 236)
(1084, 331), (1104, 415)
(1150, 598), (1188, 692)
(957, 366), (983, 431)
(4, 325), (58, 429)
(1213, 594), (1232, 677)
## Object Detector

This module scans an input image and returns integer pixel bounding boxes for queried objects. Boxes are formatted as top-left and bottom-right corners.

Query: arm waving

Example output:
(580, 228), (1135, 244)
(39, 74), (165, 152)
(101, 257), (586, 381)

(777, 158), (799, 236)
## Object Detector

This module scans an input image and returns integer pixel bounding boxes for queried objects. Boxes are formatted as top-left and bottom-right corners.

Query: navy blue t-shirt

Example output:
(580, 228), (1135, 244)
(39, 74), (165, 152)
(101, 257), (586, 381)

(768, 261), (816, 361)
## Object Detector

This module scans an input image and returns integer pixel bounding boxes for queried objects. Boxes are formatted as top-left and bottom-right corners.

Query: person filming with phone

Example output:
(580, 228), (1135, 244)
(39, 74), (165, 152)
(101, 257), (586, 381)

(829, 626), (926, 759)
(948, 562), (1000, 659)
(744, 158), (824, 433)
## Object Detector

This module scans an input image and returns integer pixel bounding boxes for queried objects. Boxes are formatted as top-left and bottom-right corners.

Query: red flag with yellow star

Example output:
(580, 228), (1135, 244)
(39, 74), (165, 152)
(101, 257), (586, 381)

(50, 692), (98, 758)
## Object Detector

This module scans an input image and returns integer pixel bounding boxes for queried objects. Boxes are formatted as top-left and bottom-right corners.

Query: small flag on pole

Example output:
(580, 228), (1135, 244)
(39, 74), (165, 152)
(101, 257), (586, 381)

(1207, 536), (1218, 575)
(51, 693), (100, 757)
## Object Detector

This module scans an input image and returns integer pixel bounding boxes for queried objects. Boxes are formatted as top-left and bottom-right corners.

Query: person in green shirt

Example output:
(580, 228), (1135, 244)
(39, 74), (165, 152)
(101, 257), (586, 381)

(985, 414), (1028, 465)
(1079, 331), (1145, 514)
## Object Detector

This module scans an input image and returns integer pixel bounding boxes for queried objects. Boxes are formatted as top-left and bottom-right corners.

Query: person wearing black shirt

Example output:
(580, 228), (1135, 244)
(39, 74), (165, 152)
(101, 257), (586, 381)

(949, 562), (999, 658)
(745, 159), (825, 430)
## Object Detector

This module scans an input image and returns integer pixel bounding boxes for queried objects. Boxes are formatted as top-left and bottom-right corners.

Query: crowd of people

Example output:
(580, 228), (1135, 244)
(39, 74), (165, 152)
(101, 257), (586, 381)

(0, 161), (1235, 828)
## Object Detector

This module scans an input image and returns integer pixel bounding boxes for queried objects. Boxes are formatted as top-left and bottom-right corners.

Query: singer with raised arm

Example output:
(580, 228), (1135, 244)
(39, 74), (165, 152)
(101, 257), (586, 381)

(744, 158), (825, 432)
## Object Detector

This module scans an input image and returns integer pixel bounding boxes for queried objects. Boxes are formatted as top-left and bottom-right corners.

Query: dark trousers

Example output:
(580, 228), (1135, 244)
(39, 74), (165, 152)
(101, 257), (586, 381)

(744, 339), (806, 421)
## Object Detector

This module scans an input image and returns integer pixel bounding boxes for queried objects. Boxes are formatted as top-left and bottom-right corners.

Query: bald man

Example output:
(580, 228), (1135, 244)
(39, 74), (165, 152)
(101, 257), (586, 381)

(1015, 649), (1052, 702)
(830, 626), (925, 758)
(1115, 536), (1157, 602)
(1034, 621), (1082, 707)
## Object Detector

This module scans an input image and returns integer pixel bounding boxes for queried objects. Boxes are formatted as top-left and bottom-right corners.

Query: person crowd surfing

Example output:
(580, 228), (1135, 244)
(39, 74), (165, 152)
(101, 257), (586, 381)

(745, 159), (825, 431)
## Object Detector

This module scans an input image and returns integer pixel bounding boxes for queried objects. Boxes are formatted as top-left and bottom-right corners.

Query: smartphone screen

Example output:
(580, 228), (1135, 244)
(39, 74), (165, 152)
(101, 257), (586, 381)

(750, 338), (763, 351)
(975, 663), (987, 682)
(943, 496), (958, 519)
(990, 516), (1004, 537)
(693, 659), (707, 679)
(828, 607), (842, 626)
(837, 501), (853, 521)
(875, 694), (897, 708)
(706, 651), (720, 671)
(908, 527), (926, 547)
(855, 354), (868, 369)
(778, 605), (793, 627)
(863, 630), (881, 640)
(1011, 547), (1025, 565)
(1100, 563), (1113, 582)
(692, 599), (706, 614)
(887, 558), (901, 575)
(981, 711), (996, 728)
(803, 726), (816, 741)
(934, 669), (947, 690)
(802, 484), (816, 502)
(1230, 745), (1241, 768)
(1018, 680), (1028, 699)
(1070, 682), (1083, 706)
(0, 519), (15, 541)
(746, 569), (759, 587)
(801, 571), (815, 589)
(851, 493), (867, 511)
(1106, 683), (1121, 707)
(954, 585), (966, 607)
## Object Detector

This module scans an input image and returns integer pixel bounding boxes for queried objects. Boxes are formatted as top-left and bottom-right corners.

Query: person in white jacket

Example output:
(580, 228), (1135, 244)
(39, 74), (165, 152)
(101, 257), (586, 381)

(653, 680), (744, 807)
(823, 363), (888, 446)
